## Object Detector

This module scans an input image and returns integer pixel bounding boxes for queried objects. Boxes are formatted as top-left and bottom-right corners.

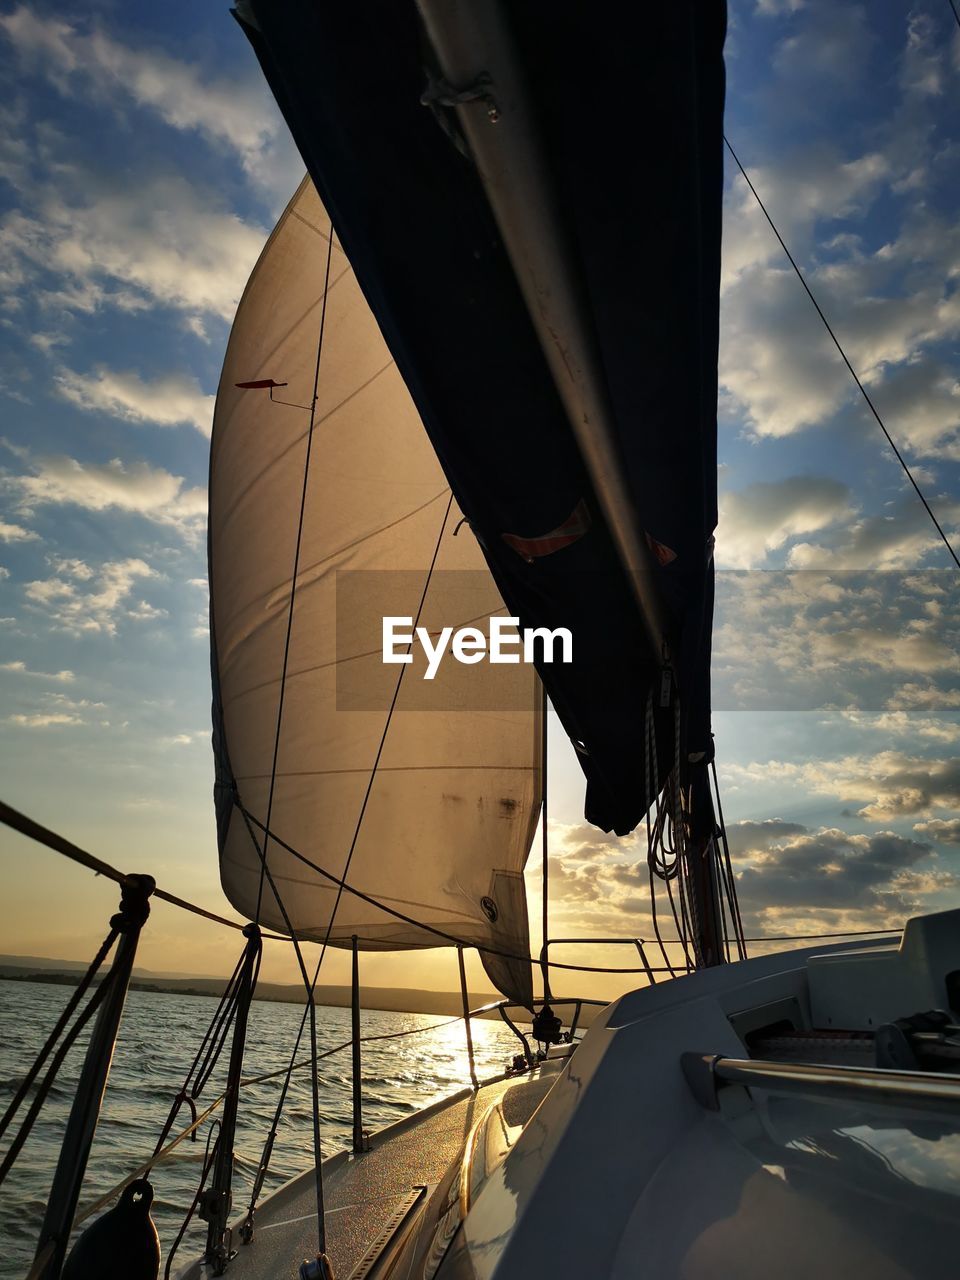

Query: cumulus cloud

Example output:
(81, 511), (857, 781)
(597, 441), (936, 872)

(0, 6), (300, 199)
(4, 444), (206, 537)
(161, 729), (209, 747)
(913, 818), (960, 845)
(900, 9), (946, 98)
(772, 2), (874, 87)
(8, 711), (81, 728)
(735, 826), (949, 932)
(887, 682), (960, 711)
(725, 818), (808, 855)
(726, 751), (960, 821)
(6, 689), (108, 728)
(831, 708), (960, 744)
(0, 519), (39, 543)
(719, 227), (960, 450)
(721, 146), (889, 291)
(718, 5), (960, 466)
(539, 812), (957, 946)
(24, 556), (160, 635)
(0, 176), (267, 325)
(717, 475), (852, 568)
(55, 367), (215, 437)
(0, 659), (75, 682)
(713, 570), (960, 710)
(787, 494), (960, 568)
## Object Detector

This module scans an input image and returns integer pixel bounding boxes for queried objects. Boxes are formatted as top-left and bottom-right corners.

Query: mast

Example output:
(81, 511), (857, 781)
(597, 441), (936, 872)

(416, 0), (668, 667)
(417, 0), (726, 968)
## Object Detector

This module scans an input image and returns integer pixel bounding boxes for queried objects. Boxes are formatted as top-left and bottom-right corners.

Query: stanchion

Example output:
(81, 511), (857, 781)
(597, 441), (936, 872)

(457, 946), (478, 1091)
(201, 923), (262, 1275)
(351, 936), (365, 1154)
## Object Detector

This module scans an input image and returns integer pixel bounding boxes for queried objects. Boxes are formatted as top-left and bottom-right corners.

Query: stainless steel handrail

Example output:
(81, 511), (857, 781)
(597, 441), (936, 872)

(682, 1053), (960, 1120)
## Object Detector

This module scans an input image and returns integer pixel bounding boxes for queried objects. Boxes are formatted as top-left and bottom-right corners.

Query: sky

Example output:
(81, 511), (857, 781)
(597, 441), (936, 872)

(0, 1), (959, 1005)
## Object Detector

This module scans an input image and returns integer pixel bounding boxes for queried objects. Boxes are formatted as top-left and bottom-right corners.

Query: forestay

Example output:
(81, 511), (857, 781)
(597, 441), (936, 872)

(209, 178), (541, 1004)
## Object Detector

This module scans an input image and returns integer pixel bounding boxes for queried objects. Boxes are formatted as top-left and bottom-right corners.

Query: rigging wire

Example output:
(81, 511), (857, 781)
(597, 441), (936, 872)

(236, 492), (456, 1225)
(0, 926), (116, 1149)
(0, 800), (286, 938)
(306, 491), (455, 972)
(164, 1122), (221, 1280)
(255, 221), (337, 925)
(725, 136), (960, 572)
(947, 0), (960, 33)
(238, 812), (327, 1253)
(0, 971), (117, 1188)
(75, 1014), (467, 1233)
(540, 680), (551, 1002)
(238, 803), (682, 974)
(0, 796), (903, 968)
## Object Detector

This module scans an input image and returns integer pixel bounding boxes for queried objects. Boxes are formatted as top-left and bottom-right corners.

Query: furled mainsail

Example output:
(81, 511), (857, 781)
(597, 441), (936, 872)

(210, 179), (541, 1004)
(236, 0), (726, 840)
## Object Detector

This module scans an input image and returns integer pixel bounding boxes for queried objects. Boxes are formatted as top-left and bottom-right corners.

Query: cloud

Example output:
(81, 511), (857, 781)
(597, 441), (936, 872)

(887, 682), (960, 711)
(55, 367), (215, 437)
(755, 0), (805, 15)
(721, 146), (889, 291)
(831, 708), (960, 744)
(713, 570), (960, 711)
(900, 9), (945, 98)
(913, 819), (960, 845)
(0, 6), (300, 198)
(727, 751), (960, 821)
(8, 711), (81, 727)
(734, 826), (949, 931)
(0, 176), (267, 325)
(717, 476), (852, 568)
(161, 730), (209, 747)
(720, 230), (960, 449)
(0, 520), (39, 543)
(24, 557), (160, 635)
(719, 20), (960, 464)
(865, 360), (960, 462)
(539, 812), (958, 946)
(0, 659), (75, 682)
(772, 3), (874, 94)
(787, 494), (960, 568)
(4, 445), (206, 536)
(725, 819), (809, 855)
(6, 689), (107, 728)
(187, 576), (209, 638)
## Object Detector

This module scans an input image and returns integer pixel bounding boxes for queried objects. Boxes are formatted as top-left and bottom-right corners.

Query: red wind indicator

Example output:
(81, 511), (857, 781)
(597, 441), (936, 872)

(235, 379), (288, 389)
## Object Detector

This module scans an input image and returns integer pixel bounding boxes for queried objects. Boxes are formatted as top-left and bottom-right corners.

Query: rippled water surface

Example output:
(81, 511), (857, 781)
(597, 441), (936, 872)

(0, 980), (526, 1278)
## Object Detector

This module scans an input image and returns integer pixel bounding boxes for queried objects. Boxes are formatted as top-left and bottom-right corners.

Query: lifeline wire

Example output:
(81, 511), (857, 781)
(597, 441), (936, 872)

(0, 795), (901, 970)
(0, 800), (285, 937)
(726, 136), (960, 571)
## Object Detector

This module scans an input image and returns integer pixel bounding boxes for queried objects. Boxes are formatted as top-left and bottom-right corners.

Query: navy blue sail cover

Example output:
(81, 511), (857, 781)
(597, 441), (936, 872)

(236, 1), (726, 837)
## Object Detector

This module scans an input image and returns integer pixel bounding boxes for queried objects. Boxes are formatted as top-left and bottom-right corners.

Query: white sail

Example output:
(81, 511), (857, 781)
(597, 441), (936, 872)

(210, 178), (541, 1002)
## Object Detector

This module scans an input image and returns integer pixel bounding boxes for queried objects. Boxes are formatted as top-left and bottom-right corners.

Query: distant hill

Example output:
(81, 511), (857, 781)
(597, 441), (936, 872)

(0, 954), (215, 982)
(0, 955), (505, 1020)
(0, 955), (601, 1026)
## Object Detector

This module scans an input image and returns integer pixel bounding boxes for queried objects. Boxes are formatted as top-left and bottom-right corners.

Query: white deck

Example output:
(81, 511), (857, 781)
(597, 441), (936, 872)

(177, 1068), (560, 1279)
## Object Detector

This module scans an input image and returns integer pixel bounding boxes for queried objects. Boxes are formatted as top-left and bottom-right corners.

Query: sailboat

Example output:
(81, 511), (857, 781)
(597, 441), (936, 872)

(3, 2), (959, 1278)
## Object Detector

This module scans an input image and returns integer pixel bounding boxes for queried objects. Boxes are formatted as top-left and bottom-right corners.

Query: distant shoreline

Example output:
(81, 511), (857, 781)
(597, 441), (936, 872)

(0, 961), (500, 1020)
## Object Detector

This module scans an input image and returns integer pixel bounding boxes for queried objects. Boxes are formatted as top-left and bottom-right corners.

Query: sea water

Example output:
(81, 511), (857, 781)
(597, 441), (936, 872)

(0, 980), (526, 1277)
